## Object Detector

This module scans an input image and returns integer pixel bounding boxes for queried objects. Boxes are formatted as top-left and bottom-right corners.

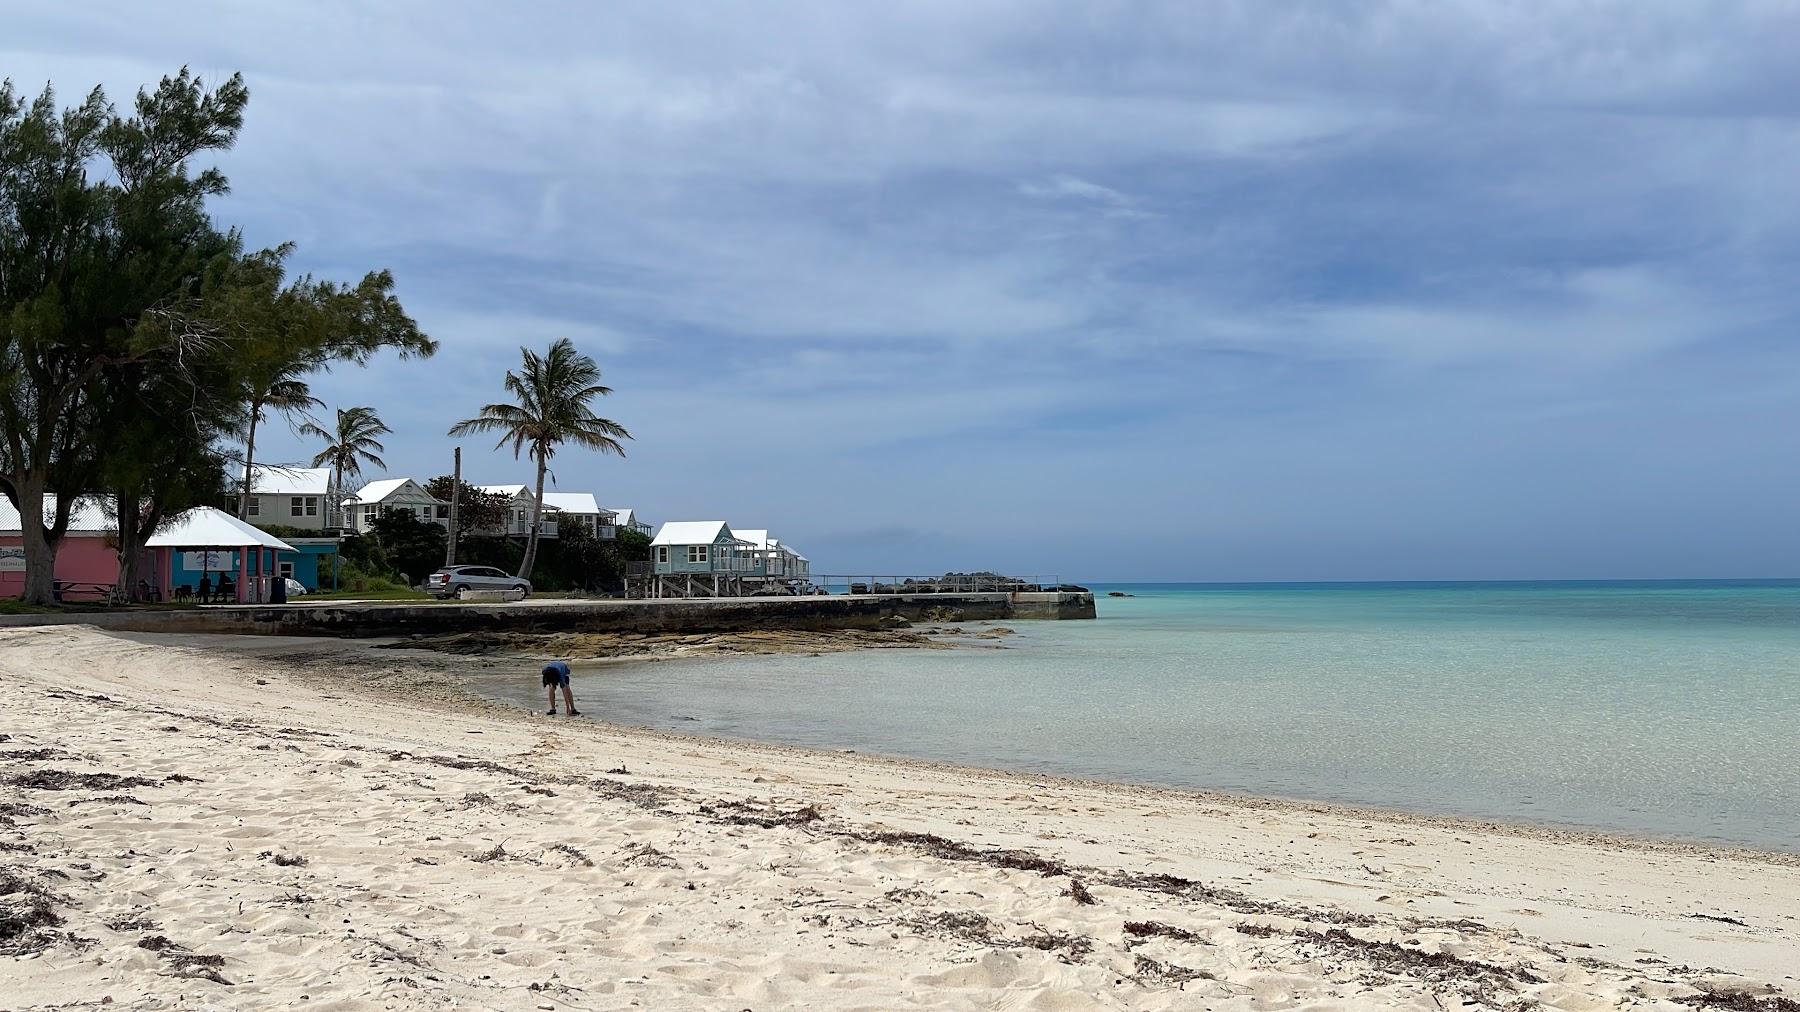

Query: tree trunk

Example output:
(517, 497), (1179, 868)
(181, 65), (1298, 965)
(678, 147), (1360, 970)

(116, 489), (143, 603)
(238, 410), (259, 520)
(517, 451), (547, 580)
(14, 471), (59, 607)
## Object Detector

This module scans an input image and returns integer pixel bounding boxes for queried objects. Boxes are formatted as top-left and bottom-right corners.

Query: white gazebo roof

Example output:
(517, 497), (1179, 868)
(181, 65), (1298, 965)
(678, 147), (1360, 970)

(147, 507), (294, 551)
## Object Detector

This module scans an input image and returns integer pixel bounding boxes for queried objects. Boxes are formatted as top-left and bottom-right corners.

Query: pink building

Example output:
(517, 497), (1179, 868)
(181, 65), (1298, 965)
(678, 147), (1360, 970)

(0, 497), (132, 601)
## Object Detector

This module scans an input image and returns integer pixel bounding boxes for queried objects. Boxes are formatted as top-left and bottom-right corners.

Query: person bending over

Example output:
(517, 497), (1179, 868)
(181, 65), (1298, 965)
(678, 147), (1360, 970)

(541, 660), (578, 716)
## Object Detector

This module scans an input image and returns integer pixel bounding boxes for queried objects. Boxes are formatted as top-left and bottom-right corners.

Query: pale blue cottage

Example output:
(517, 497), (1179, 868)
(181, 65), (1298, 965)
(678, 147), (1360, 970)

(650, 521), (750, 574)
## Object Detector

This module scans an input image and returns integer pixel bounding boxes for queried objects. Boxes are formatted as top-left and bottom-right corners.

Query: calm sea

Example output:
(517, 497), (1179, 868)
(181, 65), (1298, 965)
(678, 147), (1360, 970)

(477, 581), (1800, 851)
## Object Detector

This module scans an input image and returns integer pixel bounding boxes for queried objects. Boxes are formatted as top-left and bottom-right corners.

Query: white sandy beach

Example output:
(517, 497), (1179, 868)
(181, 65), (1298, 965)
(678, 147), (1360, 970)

(2, 624), (1797, 1010)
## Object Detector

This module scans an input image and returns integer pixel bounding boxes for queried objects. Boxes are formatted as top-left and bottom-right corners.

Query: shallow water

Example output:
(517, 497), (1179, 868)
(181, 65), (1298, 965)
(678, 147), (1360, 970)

(475, 581), (1800, 851)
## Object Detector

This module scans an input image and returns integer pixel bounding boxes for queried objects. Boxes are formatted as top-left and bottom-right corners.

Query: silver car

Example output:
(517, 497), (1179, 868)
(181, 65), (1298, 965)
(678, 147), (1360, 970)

(427, 565), (531, 599)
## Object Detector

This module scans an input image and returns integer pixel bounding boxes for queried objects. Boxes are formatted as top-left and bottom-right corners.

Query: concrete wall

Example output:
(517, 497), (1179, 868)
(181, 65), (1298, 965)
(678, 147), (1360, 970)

(0, 590), (1096, 636)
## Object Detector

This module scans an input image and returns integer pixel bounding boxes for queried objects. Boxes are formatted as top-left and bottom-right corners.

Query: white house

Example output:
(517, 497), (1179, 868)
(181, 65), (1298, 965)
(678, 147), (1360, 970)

(734, 529), (811, 580)
(606, 507), (654, 537)
(342, 478), (448, 533)
(475, 484), (558, 538)
(238, 465), (333, 531)
(540, 492), (617, 540)
(651, 521), (750, 574)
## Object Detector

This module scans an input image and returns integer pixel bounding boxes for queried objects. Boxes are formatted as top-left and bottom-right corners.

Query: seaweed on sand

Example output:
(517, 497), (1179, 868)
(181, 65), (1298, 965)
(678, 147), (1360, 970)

(138, 934), (231, 985)
(1132, 954), (1215, 987)
(849, 829), (1070, 877)
(1293, 927), (1543, 986)
(904, 910), (1091, 960)
(707, 800), (823, 829)
(7, 769), (157, 792)
(619, 842), (679, 869)
(0, 868), (66, 956)
(1123, 920), (1207, 944)
(1677, 993), (1800, 1012)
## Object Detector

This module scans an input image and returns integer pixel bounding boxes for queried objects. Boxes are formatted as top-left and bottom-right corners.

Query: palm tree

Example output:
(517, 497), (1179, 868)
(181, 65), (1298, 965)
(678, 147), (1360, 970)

(301, 406), (392, 528)
(448, 338), (630, 579)
(237, 357), (324, 519)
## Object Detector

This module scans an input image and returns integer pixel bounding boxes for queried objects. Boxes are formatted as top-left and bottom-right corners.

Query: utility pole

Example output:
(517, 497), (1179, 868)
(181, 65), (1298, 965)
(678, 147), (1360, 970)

(445, 446), (461, 567)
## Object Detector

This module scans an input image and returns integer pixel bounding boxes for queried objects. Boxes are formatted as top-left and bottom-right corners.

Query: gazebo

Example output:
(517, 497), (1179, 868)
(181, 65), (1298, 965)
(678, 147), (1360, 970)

(147, 507), (294, 604)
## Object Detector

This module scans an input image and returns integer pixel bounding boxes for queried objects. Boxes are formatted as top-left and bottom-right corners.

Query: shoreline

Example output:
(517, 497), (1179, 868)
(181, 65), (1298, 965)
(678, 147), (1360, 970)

(5, 625), (1798, 1007)
(419, 631), (1800, 864)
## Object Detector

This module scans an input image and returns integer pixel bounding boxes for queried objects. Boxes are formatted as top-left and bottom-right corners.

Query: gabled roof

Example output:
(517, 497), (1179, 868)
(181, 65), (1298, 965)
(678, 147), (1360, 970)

(0, 495), (113, 536)
(147, 507), (294, 551)
(734, 529), (771, 551)
(540, 492), (610, 517)
(246, 465), (331, 496)
(652, 521), (734, 546)
(606, 507), (643, 529)
(346, 478), (440, 505)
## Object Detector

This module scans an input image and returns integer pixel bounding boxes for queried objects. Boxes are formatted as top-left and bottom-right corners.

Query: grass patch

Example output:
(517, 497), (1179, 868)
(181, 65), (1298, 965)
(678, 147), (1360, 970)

(301, 588), (433, 602)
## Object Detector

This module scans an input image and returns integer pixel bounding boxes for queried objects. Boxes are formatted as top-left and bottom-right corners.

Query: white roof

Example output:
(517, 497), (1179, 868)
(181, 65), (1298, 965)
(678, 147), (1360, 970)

(734, 529), (771, 550)
(652, 521), (733, 546)
(0, 495), (113, 535)
(476, 484), (529, 499)
(541, 492), (609, 516)
(347, 478), (439, 505)
(246, 465), (331, 496)
(147, 507), (294, 551)
(606, 507), (642, 528)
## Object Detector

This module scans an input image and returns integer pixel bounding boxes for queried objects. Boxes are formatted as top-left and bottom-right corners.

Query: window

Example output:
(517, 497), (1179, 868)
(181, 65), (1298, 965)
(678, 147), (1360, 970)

(688, 545), (709, 565)
(246, 497), (260, 517)
(656, 546), (669, 564)
(290, 496), (305, 517)
(304, 496), (318, 517)
(278, 561), (294, 580)
(362, 504), (377, 522)
(436, 504), (449, 519)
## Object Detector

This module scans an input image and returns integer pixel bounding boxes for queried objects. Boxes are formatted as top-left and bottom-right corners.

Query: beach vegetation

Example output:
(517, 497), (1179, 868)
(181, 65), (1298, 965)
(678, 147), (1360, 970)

(423, 476), (512, 543)
(447, 338), (630, 581)
(0, 68), (432, 605)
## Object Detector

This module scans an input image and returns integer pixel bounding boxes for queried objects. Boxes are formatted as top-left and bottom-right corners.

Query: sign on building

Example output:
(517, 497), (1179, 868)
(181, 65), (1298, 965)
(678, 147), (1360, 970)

(181, 550), (236, 570)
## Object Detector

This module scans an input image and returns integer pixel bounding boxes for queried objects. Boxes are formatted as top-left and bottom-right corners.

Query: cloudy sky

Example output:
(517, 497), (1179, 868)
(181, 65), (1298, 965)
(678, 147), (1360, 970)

(8, 2), (1799, 580)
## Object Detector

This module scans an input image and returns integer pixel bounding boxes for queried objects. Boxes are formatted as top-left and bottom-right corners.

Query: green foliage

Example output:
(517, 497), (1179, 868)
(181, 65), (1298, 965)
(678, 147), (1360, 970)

(447, 337), (630, 579)
(424, 476), (511, 539)
(334, 557), (411, 594)
(368, 510), (446, 586)
(0, 67), (434, 603)
(244, 522), (325, 539)
(336, 531), (389, 576)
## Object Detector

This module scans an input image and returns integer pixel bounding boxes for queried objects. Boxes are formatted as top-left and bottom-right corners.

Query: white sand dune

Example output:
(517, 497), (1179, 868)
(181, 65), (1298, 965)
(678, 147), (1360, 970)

(2, 625), (1796, 1010)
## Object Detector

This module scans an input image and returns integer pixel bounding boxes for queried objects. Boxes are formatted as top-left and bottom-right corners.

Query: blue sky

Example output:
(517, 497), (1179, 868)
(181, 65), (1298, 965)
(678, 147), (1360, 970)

(8, 2), (1799, 580)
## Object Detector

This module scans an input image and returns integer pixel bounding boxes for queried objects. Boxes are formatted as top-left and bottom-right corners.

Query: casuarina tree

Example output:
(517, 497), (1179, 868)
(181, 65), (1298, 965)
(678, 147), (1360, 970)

(0, 70), (248, 605)
(447, 338), (630, 580)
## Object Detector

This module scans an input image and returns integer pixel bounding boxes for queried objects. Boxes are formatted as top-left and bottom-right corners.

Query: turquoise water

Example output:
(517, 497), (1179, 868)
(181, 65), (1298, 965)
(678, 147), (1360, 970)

(481, 581), (1800, 850)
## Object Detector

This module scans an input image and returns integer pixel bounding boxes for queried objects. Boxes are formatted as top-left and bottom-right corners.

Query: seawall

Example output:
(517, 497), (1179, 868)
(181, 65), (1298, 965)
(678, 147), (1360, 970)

(0, 591), (1095, 638)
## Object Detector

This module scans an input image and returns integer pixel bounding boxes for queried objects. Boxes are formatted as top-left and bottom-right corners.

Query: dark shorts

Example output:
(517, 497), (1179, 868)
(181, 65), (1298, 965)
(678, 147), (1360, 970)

(542, 668), (570, 688)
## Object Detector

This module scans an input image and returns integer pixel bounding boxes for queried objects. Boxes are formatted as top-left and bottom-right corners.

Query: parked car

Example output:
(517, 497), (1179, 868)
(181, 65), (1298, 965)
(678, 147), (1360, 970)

(426, 565), (531, 599)
(283, 578), (309, 597)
